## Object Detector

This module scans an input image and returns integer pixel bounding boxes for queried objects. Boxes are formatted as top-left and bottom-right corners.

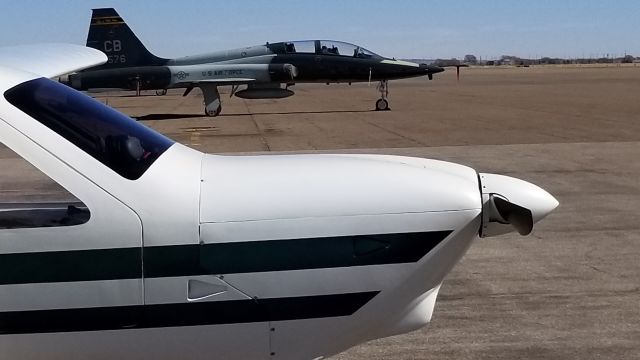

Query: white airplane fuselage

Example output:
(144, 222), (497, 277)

(0, 142), (481, 359)
(0, 45), (558, 360)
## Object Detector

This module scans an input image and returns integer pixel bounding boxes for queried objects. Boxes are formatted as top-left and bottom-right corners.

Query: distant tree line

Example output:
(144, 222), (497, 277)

(426, 54), (638, 67)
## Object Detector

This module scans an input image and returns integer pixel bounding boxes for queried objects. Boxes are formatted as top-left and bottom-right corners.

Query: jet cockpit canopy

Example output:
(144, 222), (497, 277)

(269, 40), (382, 59)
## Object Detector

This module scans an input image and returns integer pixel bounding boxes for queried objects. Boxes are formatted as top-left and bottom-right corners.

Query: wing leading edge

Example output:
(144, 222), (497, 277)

(0, 44), (106, 78)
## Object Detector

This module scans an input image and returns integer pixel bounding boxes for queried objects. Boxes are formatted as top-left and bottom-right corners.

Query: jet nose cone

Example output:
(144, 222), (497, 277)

(420, 64), (445, 74)
(479, 173), (559, 237)
(429, 65), (445, 74)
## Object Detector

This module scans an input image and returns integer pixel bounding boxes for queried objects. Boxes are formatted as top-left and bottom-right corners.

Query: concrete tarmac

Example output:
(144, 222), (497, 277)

(2, 65), (639, 359)
(97, 65), (640, 153)
(332, 142), (640, 360)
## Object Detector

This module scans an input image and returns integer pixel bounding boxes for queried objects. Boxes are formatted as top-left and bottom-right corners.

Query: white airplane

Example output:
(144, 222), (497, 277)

(0, 44), (558, 360)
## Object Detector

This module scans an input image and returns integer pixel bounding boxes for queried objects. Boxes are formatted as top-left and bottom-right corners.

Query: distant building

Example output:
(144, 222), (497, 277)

(463, 54), (477, 65)
(497, 56), (521, 66)
(433, 58), (461, 67)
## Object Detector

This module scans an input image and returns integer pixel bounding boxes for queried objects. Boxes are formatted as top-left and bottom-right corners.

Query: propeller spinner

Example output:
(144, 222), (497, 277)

(479, 173), (558, 237)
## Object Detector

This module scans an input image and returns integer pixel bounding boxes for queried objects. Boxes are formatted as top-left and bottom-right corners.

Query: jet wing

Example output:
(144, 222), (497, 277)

(186, 78), (257, 86)
(0, 44), (106, 78)
(167, 63), (296, 88)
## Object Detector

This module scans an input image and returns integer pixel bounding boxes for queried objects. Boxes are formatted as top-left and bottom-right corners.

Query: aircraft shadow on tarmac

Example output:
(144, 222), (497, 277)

(90, 93), (161, 98)
(135, 114), (204, 121)
(118, 94), (165, 98)
(136, 110), (375, 121)
(224, 109), (376, 116)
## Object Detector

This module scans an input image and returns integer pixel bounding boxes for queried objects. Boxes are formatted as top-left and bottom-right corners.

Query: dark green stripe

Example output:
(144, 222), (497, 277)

(0, 291), (378, 335)
(144, 231), (452, 278)
(0, 231), (451, 285)
(0, 247), (141, 285)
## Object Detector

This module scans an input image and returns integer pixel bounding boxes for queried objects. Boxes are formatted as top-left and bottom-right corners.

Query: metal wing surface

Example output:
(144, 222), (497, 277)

(0, 44), (107, 78)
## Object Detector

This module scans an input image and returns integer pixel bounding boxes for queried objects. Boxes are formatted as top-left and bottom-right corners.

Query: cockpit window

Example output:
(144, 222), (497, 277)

(354, 46), (378, 59)
(318, 40), (381, 59)
(283, 41), (316, 54)
(276, 40), (381, 59)
(0, 142), (90, 229)
(4, 78), (174, 180)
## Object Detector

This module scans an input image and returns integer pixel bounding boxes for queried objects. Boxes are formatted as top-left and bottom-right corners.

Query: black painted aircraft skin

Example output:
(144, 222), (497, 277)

(65, 8), (444, 115)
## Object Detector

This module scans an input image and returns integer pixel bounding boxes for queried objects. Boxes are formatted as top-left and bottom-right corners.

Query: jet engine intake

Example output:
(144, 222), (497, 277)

(268, 63), (299, 82)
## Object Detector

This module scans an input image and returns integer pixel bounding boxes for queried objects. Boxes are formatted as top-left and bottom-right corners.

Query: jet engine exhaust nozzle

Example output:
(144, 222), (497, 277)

(479, 173), (558, 238)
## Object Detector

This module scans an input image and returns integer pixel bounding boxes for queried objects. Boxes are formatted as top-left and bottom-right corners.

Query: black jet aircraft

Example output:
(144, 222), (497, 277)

(65, 8), (444, 116)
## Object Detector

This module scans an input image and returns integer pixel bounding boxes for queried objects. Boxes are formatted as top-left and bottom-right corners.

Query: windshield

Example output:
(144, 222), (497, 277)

(4, 78), (174, 180)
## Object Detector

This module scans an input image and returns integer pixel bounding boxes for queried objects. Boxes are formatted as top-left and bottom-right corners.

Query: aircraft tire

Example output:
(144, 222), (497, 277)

(205, 104), (222, 117)
(375, 98), (389, 111)
(155, 89), (168, 96)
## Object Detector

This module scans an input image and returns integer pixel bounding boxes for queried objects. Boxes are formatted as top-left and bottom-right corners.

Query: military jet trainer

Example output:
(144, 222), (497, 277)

(64, 8), (444, 116)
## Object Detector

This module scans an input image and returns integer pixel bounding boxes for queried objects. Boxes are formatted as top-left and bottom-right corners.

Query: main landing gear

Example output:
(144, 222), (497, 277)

(155, 89), (167, 96)
(375, 80), (390, 111)
(199, 83), (222, 117)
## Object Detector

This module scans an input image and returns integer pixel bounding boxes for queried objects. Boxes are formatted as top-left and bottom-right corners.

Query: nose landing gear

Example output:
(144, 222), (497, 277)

(375, 98), (389, 111)
(199, 84), (223, 117)
(375, 80), (390, 111)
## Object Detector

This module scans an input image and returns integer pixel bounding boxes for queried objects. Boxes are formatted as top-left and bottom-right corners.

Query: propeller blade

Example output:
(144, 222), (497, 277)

(492, 196), (534, 236)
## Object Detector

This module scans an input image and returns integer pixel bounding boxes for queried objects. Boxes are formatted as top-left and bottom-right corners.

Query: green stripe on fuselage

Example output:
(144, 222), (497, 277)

(0, 231), (452, 285)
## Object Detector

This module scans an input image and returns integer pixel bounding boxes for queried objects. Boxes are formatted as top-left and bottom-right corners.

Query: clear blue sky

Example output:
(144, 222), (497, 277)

(0, 0), (637, 59)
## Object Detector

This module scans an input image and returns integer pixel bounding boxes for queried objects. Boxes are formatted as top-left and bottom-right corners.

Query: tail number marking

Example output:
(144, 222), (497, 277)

(104, 40), (122, 52)
(108, 55), (127, 64)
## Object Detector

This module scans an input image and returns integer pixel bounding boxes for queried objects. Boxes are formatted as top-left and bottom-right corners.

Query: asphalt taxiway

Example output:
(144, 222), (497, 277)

(2, 65), (639, 359)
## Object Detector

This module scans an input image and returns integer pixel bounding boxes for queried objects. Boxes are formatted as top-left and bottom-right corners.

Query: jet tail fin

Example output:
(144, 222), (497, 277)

(86, 8), (168, 69)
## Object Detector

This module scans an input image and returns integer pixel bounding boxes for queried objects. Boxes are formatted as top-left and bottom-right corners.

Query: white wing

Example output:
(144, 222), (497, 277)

(0, 43), (106, 78)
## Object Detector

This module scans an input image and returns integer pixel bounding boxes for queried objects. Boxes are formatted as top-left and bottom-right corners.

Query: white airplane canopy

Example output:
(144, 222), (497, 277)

(0, 44), (106, 78)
